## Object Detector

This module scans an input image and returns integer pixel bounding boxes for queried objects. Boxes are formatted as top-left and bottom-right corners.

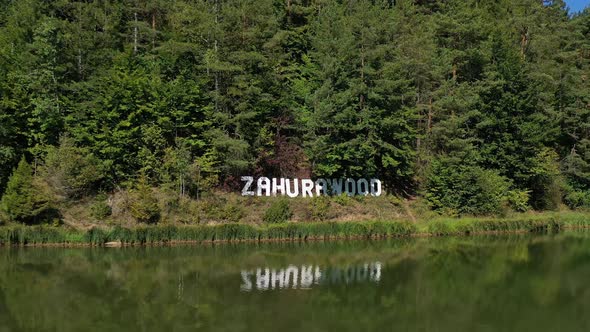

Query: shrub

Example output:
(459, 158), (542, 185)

(263, 199), (293, 224)
(426, 160), (511, 216)
(333, 194), (353, 206)
(528, 148), (563, 210)
(506, 189), (530, 212)
(309, 196), (331, 221)
(564, 190), (590, 209)
(200, 196), (245, 222)
(129, 175), (160, 224)
(90, 194), (112, 220)
(40, 136), (104, 200)
(0, 157), (52, 224)
(221, 203), (245, 222)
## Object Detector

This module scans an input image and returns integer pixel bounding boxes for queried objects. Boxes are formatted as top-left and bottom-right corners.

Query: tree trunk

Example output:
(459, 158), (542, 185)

(152, 10), (156, 49)
(520, 27), (529, 59)
(427, 97), (433, 133)
(360, 41), (365, 109)
(133, 12), (138, 54)
(214, 0), (219, 113)
(287, 0), (292, 25)
(77, 2), (83, 77)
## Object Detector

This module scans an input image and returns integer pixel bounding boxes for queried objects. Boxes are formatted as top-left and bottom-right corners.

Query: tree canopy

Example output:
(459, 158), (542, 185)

(1, 0), (589, 216)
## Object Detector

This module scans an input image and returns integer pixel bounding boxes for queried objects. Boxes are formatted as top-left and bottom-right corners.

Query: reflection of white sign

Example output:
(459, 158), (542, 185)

(240, 262), (382, 291)
(241, 177), (382, 198)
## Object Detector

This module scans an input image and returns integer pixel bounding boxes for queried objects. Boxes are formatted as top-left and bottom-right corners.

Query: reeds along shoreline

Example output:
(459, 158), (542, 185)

(1, 213), (589, 247)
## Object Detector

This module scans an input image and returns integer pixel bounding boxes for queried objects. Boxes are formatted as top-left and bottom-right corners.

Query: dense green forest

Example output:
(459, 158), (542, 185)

(1, 0), (590, 224)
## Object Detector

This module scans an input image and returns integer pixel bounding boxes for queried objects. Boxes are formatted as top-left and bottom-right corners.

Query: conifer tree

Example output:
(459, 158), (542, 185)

(0, 157), (49, 223)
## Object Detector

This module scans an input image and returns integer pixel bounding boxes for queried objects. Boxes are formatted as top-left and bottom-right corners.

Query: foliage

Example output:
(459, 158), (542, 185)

(90, 194), (112, 221)
(199, 196), (245, 223)
(0, 0), (589, 216)
(129, 174), (160, 224)
(0, 157), (52, 224)
(308, 197), (331, 221)
(506, 190), (531, 213)
(425, 160), (512, 216)
(425, 216), (563, 236)
(263, 199), (293, 224)
(564, 191), (590, 209)
(6, 214), (590, 246)
(40, 136), (104, 200)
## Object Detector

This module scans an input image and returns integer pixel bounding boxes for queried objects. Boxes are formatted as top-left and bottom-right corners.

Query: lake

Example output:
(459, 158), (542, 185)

(1, 231), (590, 331)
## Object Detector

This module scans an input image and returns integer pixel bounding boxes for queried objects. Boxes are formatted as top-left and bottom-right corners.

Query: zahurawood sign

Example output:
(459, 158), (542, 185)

(241, 176), (382, 197)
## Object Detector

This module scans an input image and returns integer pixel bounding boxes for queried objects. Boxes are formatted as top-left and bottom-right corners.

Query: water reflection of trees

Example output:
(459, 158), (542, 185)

(1, 235), (590, 331)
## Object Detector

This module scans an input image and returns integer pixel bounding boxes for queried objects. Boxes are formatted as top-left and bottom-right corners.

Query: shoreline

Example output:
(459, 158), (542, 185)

(1, 212), (589, 248)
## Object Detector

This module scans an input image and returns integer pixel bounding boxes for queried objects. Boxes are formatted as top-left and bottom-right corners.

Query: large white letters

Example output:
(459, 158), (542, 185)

(241, 177), (383, 197)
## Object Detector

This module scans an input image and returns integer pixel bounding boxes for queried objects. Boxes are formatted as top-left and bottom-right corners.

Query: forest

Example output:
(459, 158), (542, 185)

(1, 0), (590, 225)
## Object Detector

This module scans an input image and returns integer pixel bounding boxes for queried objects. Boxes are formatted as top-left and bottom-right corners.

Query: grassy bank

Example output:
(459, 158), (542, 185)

(1, 212), (590, 246)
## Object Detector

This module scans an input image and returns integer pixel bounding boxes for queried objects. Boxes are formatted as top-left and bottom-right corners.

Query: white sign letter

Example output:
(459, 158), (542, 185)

(345, 178), (357, 196)
(330, 179), (343, 195)
(241, 176), (255, 196)
(257, 177), (271, 197)
(286, 179), (300, 198)
(315, 178), (328, 196)
(272, 178), (286, 196)
(370, 179), (382, 197)
(301, 179), (314, 198)
(357, 179), (369, 196)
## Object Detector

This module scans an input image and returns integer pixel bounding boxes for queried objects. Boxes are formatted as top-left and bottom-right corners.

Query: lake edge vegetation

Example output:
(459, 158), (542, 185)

(1, 211), (590, 246)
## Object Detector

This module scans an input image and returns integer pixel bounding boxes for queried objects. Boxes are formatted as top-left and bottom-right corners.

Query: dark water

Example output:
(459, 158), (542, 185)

(2, 232), (590, 332)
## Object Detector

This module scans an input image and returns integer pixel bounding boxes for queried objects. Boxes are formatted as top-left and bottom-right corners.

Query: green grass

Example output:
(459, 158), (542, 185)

(423, 212), (590, 236)
(1, 212), (589, 246)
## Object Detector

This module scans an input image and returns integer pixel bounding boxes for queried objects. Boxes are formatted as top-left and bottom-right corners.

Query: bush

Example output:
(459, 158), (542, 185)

(200, 196), (245, 222)
(0, 157), (52, 224)
(90, 194), (112, 220)
(221, 203), (245, 222)
(333, 194), (353, 206)
(129, 175), (160, 224)
(564, 190), (590, 209)
(40, 136), (104, 200)
(263, 199), (293, 224)
(528, 148), (563, 210)
(309, 197), (331, 221)
(506, 189), (530, 212)
(426, 160), (511, 216)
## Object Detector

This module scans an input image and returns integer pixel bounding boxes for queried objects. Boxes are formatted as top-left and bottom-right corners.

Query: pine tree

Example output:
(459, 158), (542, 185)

(129, 173), (160, 224)
(0, 157), (49, 223)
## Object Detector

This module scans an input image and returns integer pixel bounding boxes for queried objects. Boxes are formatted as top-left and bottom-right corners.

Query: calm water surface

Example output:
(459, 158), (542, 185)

(2, 232), (590, 331)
